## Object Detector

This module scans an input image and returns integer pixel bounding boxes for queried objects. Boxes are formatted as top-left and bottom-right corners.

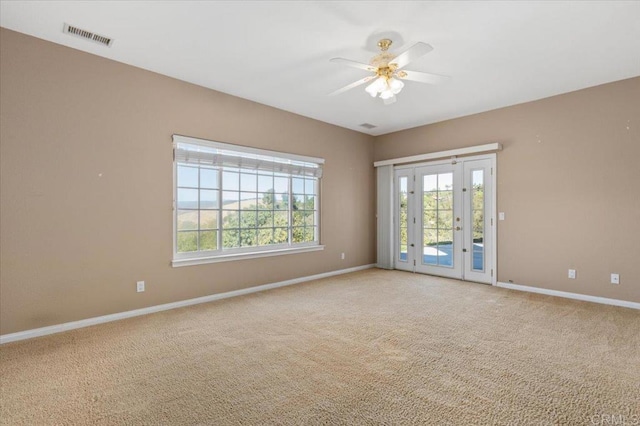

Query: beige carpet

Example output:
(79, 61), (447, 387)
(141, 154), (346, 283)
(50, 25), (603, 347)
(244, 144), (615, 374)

(1, 269), (638, 425)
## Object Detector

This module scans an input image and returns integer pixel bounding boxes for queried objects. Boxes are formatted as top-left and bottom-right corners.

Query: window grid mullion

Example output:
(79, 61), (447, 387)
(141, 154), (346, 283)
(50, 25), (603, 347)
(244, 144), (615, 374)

(175, 140), (321, 258)
(314, 179), (319, 242)
(287, 176), (292, 246)
(197, 167), (201, 251)
(217, 168), (222, 251)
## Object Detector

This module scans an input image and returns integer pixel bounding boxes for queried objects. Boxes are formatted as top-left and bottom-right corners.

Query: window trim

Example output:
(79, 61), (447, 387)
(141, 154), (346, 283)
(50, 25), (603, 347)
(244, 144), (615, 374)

(173, 134), (325, 168)
(172, 135), (323, 266)
(171, 244), (325, 267)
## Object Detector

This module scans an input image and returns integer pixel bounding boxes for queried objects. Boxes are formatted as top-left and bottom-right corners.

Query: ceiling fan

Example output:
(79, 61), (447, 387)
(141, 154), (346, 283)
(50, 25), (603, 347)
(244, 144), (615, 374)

(329, 38), (449, 105)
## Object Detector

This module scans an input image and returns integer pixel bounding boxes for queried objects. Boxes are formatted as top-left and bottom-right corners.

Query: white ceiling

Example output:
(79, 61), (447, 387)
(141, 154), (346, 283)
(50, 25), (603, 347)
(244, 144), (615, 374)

(1, 1), (639, 136)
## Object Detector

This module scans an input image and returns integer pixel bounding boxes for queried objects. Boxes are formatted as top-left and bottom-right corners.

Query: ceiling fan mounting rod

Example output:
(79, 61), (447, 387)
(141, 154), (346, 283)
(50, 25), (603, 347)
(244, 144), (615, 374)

(377, 38), (392, 51)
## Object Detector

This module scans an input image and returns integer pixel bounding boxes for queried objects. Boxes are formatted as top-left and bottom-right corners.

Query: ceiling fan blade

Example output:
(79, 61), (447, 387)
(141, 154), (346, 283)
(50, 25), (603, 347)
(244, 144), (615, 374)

(390, 42), (434, 70)
(330, 57), (377, 72)
(329, 75), (375, 96)
(383, 95), (397, 105)
(397, 70), (450, 85)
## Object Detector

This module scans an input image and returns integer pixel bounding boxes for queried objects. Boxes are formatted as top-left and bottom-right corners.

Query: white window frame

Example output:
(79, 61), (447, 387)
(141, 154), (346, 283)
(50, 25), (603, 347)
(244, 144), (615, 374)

(172, 135), (324, 267)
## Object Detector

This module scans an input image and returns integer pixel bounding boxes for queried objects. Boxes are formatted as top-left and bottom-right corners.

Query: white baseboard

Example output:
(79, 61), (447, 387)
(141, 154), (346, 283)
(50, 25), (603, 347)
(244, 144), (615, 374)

(0, 264), (376, 345)
(496, 281), (640, 310)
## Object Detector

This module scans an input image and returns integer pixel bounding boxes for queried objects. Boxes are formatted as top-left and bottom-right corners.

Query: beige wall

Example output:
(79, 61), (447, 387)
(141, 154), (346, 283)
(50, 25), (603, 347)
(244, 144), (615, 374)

(375, 77), (640, 303)
(2, 28), (638, 336)
(0, 29), (376, 334)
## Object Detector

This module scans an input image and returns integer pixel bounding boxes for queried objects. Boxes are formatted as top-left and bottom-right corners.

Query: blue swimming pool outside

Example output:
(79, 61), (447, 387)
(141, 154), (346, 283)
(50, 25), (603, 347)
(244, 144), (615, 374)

(399, 243), (484, 270)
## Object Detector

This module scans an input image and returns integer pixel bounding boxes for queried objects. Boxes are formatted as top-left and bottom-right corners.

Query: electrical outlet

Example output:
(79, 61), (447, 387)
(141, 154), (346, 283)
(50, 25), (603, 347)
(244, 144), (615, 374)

(611, 274), (620, 284)
(341, 252), (345, 260)
(136, 281), (145, 292)
(568, 269), (576, 279)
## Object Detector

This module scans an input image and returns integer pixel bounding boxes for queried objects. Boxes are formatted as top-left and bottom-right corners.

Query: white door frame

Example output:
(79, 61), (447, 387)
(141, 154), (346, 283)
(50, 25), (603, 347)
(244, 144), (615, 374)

(394, 168), (415, 272)
(413, 162), (464, 279)
(462, 158), (495, 284)
(393, 153), (497, 285)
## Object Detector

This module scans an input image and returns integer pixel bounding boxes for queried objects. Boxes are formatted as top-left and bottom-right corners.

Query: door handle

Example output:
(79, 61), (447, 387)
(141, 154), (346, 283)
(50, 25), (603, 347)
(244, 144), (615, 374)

(455, 226), (461, 231)
(410, 244), (415, 247)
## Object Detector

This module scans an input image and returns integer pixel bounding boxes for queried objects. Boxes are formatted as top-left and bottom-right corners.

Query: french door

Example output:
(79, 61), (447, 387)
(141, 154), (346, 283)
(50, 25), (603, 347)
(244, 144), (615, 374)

(394, 155), (495, 284)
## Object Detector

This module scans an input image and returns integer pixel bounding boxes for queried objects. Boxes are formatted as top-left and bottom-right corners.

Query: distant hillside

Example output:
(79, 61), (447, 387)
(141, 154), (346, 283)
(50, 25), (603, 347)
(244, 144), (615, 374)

(177, 199), (262, 227)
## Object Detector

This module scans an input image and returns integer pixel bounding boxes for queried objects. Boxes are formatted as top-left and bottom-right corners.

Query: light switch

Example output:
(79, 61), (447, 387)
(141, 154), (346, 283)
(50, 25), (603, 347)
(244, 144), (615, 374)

(499, 212), (505, 221)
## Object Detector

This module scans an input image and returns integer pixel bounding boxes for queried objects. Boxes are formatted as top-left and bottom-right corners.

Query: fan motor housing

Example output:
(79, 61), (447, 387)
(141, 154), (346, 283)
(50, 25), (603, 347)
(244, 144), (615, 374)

(370, 52), (395, 68)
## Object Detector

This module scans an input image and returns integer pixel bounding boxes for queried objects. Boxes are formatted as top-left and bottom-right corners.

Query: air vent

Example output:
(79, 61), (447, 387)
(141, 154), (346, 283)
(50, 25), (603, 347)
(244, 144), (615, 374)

(359, 123), (377, 129)
(63, 23), (113, 47)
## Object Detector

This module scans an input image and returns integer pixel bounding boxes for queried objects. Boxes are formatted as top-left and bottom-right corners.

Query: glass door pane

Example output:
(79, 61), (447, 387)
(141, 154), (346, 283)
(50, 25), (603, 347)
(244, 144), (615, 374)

(399, 176), (409, 262)
(394, 170), (413, 271)
(463, 159), (493, 284)
(422, 172), (454, 267)
(415, 163), (463, 280)
(471, 169), (485, 272)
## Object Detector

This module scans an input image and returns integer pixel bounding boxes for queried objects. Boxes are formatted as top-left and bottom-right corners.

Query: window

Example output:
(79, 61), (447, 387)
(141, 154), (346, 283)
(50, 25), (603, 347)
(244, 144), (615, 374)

(172, 135), (323, 266)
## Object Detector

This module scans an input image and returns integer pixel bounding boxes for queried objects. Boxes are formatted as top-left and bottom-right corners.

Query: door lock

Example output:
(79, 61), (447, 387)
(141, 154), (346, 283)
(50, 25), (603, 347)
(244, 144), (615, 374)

(455, 226), (461, 231)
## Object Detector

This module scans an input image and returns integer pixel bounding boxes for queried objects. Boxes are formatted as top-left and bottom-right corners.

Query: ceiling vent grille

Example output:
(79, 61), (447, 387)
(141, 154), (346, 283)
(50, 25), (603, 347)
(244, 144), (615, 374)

(63, 23), (113, 47)
(359, 123), (377, 129)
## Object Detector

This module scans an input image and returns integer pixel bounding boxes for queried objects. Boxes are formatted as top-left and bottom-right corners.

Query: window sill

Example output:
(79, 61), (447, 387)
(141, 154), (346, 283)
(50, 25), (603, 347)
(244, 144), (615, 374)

(171, 245), (325, 267)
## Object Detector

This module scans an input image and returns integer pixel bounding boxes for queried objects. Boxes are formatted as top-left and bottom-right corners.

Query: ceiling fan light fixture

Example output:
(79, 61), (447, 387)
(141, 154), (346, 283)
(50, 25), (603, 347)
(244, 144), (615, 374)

(365, 76), (404, 99)
(388, 78), (404, 94)
(365, 83), (378, 97)
(365, 77), (387, 97)
(379, 89), (395, 100)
